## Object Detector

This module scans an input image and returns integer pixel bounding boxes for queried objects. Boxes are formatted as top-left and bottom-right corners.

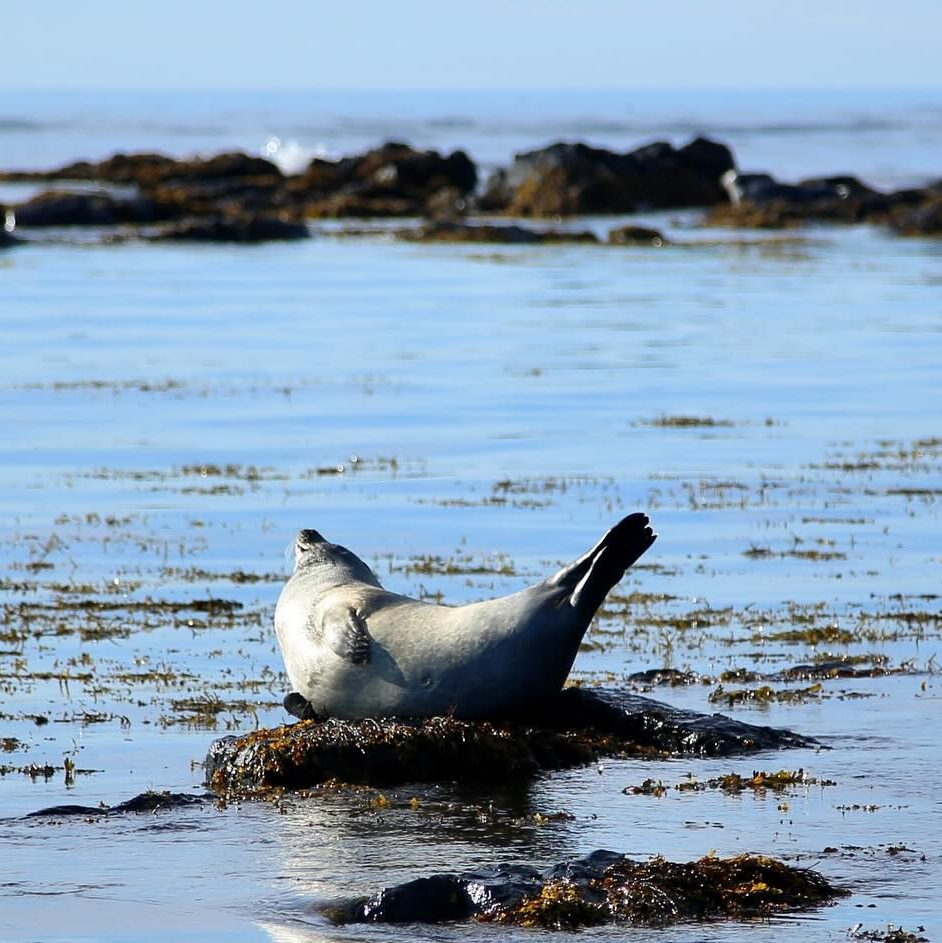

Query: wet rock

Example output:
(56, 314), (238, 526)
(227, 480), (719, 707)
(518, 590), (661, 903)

(0, 151), (282, 188)
(721, 171), (878, 207)
(145, 177), (287, 218)
(205, 687), (816, 794)
(303, 193), (422, 218)
(712, 170), (933, 228)
(147, 212), (309, 243)
(424, 185), (469, 220)
(607, 225), (667, 246)
(26, 790), (210, 818)
(891, 193), (942, 235)
(294, 142), (478, 218)
(401, 221), (598, 244)
(331, 850), (845, 927)
(541, 687), (815, 755)
(480, 137), (734, 217)
(12, 190), (174, 227)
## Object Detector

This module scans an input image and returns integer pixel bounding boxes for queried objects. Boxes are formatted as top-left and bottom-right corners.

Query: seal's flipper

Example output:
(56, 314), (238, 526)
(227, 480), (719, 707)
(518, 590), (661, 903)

(323, 606), (371, 665)
(549, 513), (656, 614)
(283, 691), (320, 721)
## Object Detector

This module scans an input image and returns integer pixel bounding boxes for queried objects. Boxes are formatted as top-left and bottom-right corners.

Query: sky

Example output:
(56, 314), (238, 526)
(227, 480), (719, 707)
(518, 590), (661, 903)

(3, 0), (941, 91)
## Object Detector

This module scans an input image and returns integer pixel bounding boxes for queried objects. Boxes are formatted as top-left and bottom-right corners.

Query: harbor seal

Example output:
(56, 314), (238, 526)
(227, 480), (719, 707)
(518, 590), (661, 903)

(275, 513), (656, 720)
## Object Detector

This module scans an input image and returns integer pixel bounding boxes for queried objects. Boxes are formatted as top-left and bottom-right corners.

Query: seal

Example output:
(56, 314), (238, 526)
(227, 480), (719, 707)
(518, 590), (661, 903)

(275, 513), (656, 720)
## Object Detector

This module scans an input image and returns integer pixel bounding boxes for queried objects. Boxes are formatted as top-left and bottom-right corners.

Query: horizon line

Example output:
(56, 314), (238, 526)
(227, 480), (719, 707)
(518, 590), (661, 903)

(4, 84), (942, 95)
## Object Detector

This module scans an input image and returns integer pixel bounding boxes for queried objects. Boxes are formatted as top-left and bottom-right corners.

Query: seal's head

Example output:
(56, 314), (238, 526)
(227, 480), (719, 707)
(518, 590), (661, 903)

(291, 528), (379, 587)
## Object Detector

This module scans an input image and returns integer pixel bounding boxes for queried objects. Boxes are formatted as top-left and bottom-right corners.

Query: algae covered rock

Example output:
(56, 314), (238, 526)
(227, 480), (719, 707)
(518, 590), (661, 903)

(330, 849), (845, 927)
(205, 687), (816, 794)
(480, 137), (734, 216)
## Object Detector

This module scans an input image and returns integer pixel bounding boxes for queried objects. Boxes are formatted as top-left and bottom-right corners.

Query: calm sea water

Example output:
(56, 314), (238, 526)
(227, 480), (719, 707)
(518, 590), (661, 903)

(1, 90), (941, 943)
(2, 87), (942, 185)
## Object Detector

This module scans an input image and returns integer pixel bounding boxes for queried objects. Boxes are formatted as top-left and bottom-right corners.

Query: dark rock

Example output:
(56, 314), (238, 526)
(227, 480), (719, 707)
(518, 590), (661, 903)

(12, 190), (173, 227)
(353, 875), (474, 923)
(146, 177), (286, 218)
(721, 170), (878, 207)
(294, 142), (478, 218)
(402, 221), (599, 244)
(607, 225), (667, 246)
(304, 193), (422, 218)
(891, 194), (942, 235)
(0, 151), (282, 188)
(0, 219), (19, 248)
(539, 687), (815, 755)
(424, 185), (469, 220)
(480, 136), (734, 216)
(205, 687), (816, 794)
(332, 850), (846, 927)
(26, 790), (210, 818)
(712, 170), (938, 229)
(148, 213), (309, 243)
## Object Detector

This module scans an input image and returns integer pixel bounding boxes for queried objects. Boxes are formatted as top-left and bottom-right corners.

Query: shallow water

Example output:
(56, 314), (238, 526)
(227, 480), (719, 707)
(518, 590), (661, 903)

(2, 117), (942, 940)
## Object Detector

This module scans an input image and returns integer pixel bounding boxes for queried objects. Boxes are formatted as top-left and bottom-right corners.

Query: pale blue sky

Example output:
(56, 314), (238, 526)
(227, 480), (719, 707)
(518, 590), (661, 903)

(3, 0), (940, 91)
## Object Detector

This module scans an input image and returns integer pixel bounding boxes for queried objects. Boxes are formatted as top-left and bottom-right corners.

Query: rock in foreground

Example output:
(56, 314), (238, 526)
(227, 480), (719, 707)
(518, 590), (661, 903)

(329, 849), (845, 928)
(205, 687), (816, 794)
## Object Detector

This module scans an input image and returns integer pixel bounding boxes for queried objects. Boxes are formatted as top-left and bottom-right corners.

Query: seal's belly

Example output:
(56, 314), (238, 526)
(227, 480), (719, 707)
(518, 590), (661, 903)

(305, 596), (580, 719)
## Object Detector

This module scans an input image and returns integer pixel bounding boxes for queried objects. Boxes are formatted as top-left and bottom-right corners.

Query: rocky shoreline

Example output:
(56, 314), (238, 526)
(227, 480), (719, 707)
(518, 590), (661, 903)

(2, 136), (940, 244)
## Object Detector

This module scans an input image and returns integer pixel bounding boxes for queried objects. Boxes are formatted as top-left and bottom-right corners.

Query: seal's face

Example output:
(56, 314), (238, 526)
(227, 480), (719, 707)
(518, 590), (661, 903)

(292, 528), (379, 587)
(294, 528), (330, 568)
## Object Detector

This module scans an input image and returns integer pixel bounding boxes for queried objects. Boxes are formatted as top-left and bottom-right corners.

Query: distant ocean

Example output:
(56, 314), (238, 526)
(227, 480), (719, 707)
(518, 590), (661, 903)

(1, 87), (941, 187)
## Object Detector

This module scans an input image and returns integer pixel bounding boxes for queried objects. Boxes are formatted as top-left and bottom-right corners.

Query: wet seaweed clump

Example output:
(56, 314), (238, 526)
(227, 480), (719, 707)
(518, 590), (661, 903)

(709, 683), (824, 706)
(330, 849), (845, 928)
(625, 768), (835, 796)
(205, 687), (816, 794)
(850, 927), (928, 943)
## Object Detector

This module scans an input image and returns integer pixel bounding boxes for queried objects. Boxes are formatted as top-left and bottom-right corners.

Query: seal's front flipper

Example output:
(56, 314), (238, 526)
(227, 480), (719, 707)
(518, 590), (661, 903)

(323, 606), (371, 665)
(283, 691), (320, 721)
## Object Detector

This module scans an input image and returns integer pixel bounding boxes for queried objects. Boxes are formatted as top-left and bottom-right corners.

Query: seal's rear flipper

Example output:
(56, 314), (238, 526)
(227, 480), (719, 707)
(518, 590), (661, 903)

(549, 513), (656, 615)
(284, 691), (321, 721)
(323, 606), (371, 665)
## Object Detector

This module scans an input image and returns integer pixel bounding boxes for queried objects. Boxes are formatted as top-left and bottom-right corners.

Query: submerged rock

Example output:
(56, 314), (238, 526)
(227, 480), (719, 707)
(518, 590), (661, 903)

(12, 190), (174, 227)
(401, 221), (599, 244)
(26, 790), (210, 818)
(607, 224), (668, 246)
(480, 137), (734, 216)
(147, 213), (309, 243)
(330, 849), (845, 927)
(205, 687), (816, 794)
